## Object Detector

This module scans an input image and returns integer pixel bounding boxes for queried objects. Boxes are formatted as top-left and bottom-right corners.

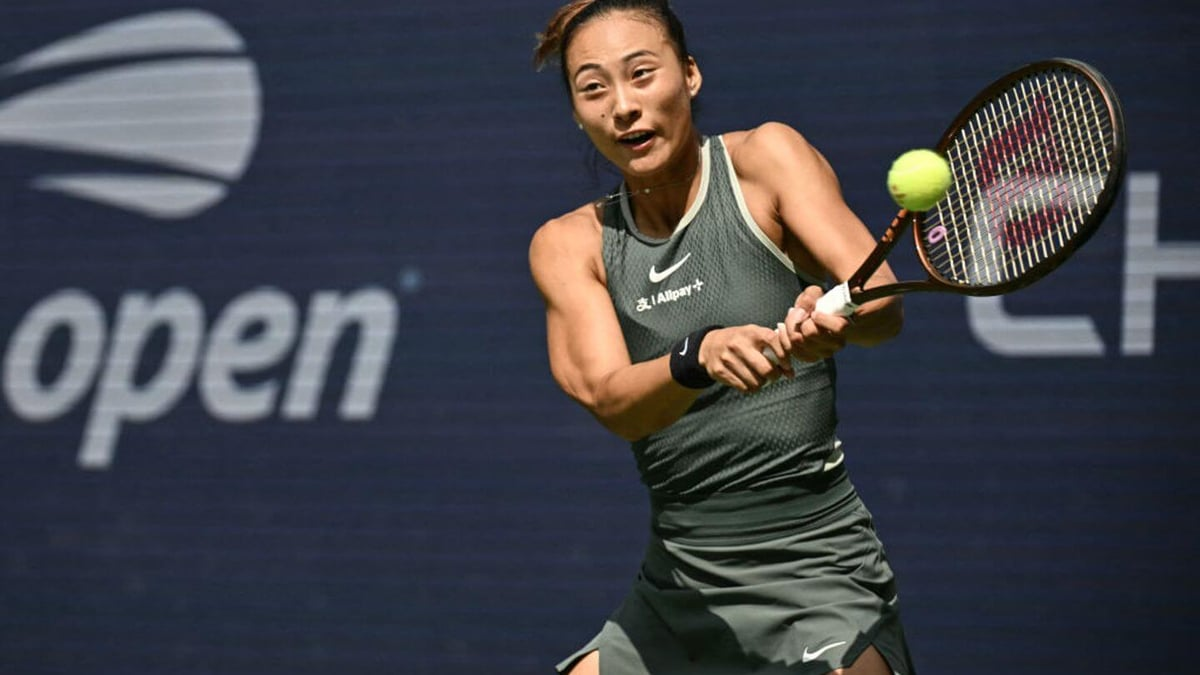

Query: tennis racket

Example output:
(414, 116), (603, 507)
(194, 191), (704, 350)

(813, 58), (1126, 318)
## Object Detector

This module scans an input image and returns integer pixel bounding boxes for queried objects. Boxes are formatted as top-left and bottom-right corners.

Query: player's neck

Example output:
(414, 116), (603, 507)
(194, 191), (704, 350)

(622, 138), (702, 238)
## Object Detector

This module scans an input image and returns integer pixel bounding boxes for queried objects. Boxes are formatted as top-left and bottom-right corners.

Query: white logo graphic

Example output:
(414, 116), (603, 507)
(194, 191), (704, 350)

(801, 641), (847, 663)
(0, 9), (261, 219)
(635, 277), (704, 313)
(967, 172), (1199, 357)
(649, 252), (692, 283)
(0, 11), (401, 471)
(4, 286), (399, 470)
(677, 336), (690, 356)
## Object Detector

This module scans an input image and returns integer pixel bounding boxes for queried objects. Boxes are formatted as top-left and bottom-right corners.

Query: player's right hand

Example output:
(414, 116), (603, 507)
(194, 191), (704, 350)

(780, 287), (851, 362)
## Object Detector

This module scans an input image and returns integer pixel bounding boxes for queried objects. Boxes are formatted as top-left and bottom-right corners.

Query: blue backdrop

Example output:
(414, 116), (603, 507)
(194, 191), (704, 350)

(1, 1), (1196, 673)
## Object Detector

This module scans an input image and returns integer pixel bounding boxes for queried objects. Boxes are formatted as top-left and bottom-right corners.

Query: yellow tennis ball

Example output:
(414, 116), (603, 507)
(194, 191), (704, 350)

(887, 149), (952, 211)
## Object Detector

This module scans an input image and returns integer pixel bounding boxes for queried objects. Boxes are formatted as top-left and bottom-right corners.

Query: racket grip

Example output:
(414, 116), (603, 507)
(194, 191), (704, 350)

(763, 284), (858, 366)
(814, 282), (859, 317)
(763, 323), (787, 366)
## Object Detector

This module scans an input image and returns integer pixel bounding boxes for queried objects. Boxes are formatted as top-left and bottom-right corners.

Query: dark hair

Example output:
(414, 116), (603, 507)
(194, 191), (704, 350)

(533, 0), (690, 87)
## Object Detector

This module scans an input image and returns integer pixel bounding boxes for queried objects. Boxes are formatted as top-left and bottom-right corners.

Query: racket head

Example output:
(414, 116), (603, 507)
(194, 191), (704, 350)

(912, 58), (1127, 296)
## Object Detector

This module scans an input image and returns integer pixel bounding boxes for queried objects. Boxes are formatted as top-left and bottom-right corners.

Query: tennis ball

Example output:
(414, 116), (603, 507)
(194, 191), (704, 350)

(887, 149), (952, 211)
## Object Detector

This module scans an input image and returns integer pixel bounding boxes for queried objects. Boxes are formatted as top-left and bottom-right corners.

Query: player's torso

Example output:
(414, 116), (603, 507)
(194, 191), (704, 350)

(600, 135), (841, 497)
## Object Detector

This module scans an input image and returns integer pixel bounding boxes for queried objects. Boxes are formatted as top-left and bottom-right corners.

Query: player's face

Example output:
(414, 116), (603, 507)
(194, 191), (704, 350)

(565, 12), (701, 181)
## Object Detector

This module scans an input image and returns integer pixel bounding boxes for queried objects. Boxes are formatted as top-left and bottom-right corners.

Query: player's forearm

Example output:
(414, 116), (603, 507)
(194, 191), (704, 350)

(845, 296), (904, 347)
(581, 357), (702, 442)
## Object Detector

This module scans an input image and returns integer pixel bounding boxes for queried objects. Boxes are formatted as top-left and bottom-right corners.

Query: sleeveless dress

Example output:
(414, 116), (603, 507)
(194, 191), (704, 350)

(556, 136), (916, 674)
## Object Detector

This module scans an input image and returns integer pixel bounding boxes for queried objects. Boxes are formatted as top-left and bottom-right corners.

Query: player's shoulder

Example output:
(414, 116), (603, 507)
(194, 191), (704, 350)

(532, 203), (599, 245)
(529, 203), (603, 271)
(724, 121), (810, 155)
(723, 122), (822, 177)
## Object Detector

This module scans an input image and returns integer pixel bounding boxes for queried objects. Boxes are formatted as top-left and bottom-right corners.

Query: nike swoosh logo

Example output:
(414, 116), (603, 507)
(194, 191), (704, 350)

(678, 337), (690, 356)
(802, 641), (848, 663)
(648, 252), (691, 283)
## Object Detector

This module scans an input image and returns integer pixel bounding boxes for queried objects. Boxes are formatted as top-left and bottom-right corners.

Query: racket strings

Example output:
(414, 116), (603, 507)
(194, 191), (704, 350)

(922, 66), (1116, 287)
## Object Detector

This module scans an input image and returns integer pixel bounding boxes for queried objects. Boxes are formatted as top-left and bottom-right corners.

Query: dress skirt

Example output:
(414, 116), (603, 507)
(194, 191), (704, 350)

(556, 465), (916, 674)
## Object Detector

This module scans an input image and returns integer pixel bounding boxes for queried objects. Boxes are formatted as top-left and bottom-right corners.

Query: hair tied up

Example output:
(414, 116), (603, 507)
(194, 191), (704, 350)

(533, 0), (595, 71)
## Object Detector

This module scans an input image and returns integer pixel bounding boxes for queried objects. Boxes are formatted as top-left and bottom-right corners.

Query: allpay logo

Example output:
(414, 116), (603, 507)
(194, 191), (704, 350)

(0, 11), (400, 469)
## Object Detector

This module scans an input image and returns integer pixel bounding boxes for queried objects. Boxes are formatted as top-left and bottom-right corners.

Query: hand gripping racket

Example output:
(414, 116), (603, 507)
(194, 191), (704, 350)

(813, 58), (1126, 318)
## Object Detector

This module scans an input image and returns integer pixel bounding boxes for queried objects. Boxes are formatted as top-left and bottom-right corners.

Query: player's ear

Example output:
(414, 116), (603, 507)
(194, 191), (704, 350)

(685, 56), (702, 99)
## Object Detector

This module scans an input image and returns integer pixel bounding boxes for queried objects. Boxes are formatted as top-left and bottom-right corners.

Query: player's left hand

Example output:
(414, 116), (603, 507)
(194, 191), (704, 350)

(779, 286), (851, 362)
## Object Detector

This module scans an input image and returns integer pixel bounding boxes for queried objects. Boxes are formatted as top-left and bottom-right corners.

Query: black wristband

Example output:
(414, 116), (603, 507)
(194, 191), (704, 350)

(669, 325), (722, 389)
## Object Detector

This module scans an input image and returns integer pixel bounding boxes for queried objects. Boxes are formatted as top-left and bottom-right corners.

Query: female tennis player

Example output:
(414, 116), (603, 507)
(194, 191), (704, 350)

(529, 2), (914, 673)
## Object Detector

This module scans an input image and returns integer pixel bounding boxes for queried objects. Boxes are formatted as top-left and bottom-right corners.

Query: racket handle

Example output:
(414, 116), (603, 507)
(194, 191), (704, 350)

(763, 323), (787, 366)
(763, 284), (859, 366)
(814, 282), (859, 317)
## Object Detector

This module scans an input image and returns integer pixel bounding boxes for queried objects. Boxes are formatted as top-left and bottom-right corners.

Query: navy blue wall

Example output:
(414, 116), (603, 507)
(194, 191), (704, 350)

(1, 1), (1196, 673)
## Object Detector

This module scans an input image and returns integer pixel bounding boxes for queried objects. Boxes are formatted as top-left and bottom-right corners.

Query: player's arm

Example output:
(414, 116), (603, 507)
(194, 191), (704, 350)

(735, 122), (903, 348)
(530, 212), (695, 441)
(529, 211), (786, 440)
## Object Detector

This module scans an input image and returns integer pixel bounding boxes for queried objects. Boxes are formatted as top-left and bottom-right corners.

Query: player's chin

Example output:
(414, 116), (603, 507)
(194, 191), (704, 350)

(598, 147), (642, 174)
(622, 149), (675, 178)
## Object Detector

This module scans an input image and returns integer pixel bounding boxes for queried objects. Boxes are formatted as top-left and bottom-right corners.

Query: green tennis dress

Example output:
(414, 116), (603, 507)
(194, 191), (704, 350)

(555, 136), (916, 674)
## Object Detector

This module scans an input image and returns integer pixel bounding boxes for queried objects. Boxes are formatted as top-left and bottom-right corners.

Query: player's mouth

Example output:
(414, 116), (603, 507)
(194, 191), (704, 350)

(617, 130), (655, 150)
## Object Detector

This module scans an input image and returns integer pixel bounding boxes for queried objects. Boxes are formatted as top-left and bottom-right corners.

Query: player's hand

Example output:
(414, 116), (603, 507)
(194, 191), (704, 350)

(780, 286), (851, 362)
(699, 325), (793, 392)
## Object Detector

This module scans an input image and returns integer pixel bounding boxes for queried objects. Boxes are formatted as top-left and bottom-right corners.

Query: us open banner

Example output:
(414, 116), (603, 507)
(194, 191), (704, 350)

(1, 2), (1195, 673)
